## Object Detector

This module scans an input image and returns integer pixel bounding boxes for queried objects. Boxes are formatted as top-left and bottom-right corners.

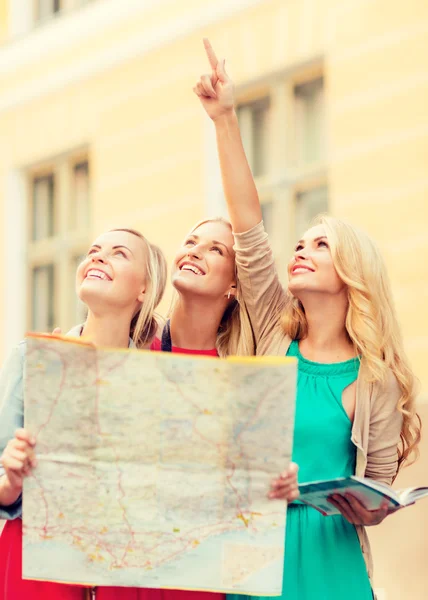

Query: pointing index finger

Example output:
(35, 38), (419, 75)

(203, 38), (218, 70)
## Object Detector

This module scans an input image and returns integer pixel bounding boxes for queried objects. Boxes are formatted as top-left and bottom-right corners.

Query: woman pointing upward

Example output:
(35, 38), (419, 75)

(193, 38), (420, 600)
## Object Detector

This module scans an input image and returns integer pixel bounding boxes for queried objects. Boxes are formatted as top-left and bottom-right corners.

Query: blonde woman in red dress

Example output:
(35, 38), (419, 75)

(0, 221), (277, 600)
(0, 228), (167, 600)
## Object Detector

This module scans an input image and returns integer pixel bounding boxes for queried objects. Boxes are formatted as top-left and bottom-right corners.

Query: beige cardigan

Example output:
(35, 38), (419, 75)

(234, 221), (403, 583)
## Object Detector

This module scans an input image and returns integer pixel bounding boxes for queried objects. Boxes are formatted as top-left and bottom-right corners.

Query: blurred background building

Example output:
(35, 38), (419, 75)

(0, 0), (426, 597)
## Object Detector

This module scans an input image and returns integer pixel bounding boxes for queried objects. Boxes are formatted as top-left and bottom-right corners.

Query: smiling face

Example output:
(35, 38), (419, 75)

(76, 230), (147, 314)
(287, 224), (345, 298)
(171, 220), (236, 300)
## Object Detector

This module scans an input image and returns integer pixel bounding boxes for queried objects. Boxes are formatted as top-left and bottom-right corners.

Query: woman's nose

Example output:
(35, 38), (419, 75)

(91, 252), (106, 264)
(294, 249), (308, 260)
(188, 246), (203, 259)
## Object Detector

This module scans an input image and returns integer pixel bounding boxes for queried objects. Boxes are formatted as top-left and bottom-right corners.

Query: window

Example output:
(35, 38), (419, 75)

(295, 186), (329, 235)
(35, 0), (94, 24)
(236, 69), (328, 280)
(28, 155), (91, 333)
(72, 253), (88, 325)
(294, 78), (325, 166)
(237, 97), (270, 178)
(237, 97), (272, 235)
(32, 174), (55, 241)
(70, 161), (90, 232)
(251, 99), (270, 177)
(32, 264), (55, 332)
(36, 0), (61, 22)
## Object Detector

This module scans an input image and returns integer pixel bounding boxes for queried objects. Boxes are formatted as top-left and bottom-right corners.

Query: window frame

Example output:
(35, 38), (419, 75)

(235, 60), (328, 283)
(26, 150), (91, 333)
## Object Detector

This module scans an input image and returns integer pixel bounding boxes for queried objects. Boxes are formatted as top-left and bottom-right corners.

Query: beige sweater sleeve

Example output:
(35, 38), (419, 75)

(364, 370), (403, 485)
(233, 221), (287, 349)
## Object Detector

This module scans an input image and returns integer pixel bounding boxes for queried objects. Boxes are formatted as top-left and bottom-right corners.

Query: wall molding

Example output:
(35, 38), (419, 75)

(0, 0), (266, 113)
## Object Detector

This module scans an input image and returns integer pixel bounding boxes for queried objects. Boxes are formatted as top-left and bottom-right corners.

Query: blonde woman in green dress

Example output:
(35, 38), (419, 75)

(193, 40), (421, 599)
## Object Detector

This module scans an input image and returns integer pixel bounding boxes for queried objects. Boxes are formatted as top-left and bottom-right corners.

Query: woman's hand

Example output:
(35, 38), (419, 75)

(193, 38), (235, 122)
(328, 493), (395, 526)
(269, 462), (299, 501)
(1, 428), (37, 494)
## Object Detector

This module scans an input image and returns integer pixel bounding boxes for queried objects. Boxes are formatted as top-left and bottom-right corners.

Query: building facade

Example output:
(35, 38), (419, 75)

(0, 0), (427, 597)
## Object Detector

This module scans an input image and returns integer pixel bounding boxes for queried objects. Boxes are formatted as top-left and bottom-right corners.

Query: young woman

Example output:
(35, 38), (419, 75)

(0, 228), (167, 600)
(102, 218), (255, 600)
(151, 217), (254, 357)
(91, 218), (258, 600)
(193, 40), (421, 600)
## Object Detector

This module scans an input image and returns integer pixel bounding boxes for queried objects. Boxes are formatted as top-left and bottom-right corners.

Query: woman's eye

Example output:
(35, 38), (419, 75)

(295, 244), (303, 252)
(114, 250), (126, 258)
(211, 246), (223, 255)
(185, 239), (195, 246)
(87, 248), (97, 256)
(318, 241), (328, 248)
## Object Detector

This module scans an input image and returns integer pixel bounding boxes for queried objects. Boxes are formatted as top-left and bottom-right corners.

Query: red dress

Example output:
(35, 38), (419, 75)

(150, 337), (218, 357)
(0, 343), (222, 600)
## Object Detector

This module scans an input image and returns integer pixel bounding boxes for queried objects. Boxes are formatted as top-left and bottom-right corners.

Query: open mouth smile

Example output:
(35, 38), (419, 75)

(85, 268), (112, 281)
(179, 262), (206, 276)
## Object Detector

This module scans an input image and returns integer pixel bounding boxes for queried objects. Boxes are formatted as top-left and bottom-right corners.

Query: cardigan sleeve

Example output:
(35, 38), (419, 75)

(364, 370), (403, 485)
(0, 343), (25, 519)
(233, 221), (288, 347)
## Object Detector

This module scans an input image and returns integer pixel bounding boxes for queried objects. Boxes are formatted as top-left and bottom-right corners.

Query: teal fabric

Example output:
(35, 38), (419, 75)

(227, 340), (373, 600)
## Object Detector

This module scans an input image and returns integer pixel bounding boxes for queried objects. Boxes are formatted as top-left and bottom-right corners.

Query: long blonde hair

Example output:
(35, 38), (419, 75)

(171, 217), (255, 357)
(111, 229), (167, 348)
(282, 215), (421, 469)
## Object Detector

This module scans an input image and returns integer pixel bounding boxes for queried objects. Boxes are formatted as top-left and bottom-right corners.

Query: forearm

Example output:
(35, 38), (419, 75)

(214, 110), (262, 233)
(0, 474), (22, 507)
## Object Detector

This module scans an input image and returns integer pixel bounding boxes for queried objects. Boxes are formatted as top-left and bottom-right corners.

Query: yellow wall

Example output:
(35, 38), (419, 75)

(328, 0), (428, 398)
(0, 0), (6, 42)
(0, 0), (427, 597)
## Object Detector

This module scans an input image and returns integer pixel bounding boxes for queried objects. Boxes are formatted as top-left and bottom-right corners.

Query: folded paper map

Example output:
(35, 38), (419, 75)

(23, 334), (296, 595)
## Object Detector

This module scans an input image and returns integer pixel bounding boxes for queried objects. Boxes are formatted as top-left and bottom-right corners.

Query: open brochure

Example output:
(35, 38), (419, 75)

(297, 476), (428, 516)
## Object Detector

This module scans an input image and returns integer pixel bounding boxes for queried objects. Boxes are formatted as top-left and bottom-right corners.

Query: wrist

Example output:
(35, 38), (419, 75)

(0, 474), (22, 505)
(212, 108), (238, 127)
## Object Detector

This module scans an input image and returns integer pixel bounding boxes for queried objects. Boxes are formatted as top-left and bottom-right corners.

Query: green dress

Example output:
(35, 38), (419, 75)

(228, 340), (373, 600)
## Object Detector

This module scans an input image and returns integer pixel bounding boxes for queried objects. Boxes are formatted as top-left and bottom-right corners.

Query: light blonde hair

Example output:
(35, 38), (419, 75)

(282, 214), (421, 469)
(171, 217), (255, 357)
(110, 229), (167, 348)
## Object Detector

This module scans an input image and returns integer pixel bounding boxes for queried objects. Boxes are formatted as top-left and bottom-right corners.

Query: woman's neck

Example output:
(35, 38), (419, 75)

(81, 311), (131, 348)
(169, 296), (225, 350)
(298, 292), (355, 362)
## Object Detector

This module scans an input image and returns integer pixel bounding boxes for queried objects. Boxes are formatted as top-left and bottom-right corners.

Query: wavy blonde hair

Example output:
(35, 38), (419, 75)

(110, 229), (167, 348)
(170, 217), (255, 357)
(282, 215), (421, 469)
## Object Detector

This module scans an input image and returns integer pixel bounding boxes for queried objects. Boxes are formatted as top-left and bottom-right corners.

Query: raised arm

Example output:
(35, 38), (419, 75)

(193, 39), (262, 233)
(193, 39), (287, 345)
